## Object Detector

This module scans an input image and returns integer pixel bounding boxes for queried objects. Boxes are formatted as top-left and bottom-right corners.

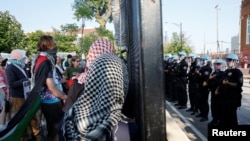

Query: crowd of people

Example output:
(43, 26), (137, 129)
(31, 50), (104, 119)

(0, 0), (135, 140)
(0, 35), (136, 141)
(164, 51), (243, 126)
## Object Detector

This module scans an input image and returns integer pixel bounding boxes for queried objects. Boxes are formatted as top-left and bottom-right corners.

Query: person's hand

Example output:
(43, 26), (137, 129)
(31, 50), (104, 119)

(209, 74), (215, 79)
(203, 81), (207, 86)
(223, 79), (228, 85)
(62, 94), (67, 103)
(215, 88), (219, 95)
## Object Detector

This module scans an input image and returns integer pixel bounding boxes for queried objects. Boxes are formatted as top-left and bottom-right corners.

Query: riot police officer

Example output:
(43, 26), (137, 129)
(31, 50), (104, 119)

(171, 55), (180, 103)
(216, 53), (243, 127)
(164, 53), (173, 100)
(207, 58), (226, 125)
(196, 54), (212, 122)
(187, 53), (198, 112)
(176, 51), (188, 109)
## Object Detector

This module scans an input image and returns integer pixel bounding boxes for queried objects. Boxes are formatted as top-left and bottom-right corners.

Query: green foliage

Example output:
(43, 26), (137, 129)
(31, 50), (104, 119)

(72, 0), (112, 28)
(164, 32), (193, 55)
(0, 11), (26, 53)
(25, 29), (79, 57)
(54, 33), (80, 54)
(25, 30), (44, 56)
(60, 23), (79, 35)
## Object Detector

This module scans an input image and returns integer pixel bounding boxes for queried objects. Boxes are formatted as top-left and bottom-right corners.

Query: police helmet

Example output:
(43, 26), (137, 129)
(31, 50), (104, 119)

(172, 54), (179, 61)
(200, 54), (211, 61)
(165, 53), (172, 58)
(213, 58), (226, 71)
(188, 53), (198, 59)
(213, 58), (225, 64)
(178, 51), (186, 57)
(164, 53), (173, 61)
(226, 53), (239, 63)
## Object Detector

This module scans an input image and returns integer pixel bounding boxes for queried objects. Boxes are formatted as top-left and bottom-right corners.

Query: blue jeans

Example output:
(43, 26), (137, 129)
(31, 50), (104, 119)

(111, 0), (127, 48)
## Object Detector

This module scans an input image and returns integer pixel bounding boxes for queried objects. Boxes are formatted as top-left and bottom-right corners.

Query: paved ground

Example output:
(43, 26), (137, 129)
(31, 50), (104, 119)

(165, 78), (250, 141)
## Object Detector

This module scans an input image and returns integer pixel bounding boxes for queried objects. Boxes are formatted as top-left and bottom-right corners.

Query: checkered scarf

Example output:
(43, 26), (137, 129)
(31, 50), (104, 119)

(63, 54), (129, 140)
(75, 38), (116, 84)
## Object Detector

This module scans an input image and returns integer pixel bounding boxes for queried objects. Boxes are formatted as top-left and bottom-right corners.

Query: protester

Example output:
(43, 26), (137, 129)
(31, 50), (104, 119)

(63, 53), (129, 140)
(31, 35), (67, 141)
(6, 49), (41, 141)
(0, 57), (10, 130)
(63, 55), (83, 90)
(62, 54), (72, 70)
(62, 37), (116, 112)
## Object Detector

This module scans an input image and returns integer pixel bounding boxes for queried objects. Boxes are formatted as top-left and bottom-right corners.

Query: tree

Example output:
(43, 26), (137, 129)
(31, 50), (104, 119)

(25, 30), (44, 56)
(0, 11), (26, 53)
(164, 32), (193, 55)
(54, 33), (80, 54)
(60, 23), (79, 35)
(25, 28), (80, 57)
(72, 0), (112, 28)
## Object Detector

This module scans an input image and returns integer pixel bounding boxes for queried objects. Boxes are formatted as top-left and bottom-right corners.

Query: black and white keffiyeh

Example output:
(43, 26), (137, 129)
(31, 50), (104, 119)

(63, 54), (129, 140)
(30, 51), (56, 89)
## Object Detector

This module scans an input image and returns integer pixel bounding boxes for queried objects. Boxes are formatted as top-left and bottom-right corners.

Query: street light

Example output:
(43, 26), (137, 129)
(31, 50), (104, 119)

(215, 4), (220, 54)
(166, 22), (183, 50)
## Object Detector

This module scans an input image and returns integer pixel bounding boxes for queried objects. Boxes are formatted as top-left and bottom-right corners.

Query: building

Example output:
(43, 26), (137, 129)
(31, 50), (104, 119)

(231, 35), (240, 53)
(240, 0), (250, 67)
(240, 0), (250, 55)
(75, 27), (96, 45)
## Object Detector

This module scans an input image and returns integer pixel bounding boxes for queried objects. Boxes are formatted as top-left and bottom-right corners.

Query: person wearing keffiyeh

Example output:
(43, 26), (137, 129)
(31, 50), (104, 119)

(31, 35), (67, 141)
(6, 49), (42, 140)
(62, 37), (116, 112)
(63, 52), (129, 140)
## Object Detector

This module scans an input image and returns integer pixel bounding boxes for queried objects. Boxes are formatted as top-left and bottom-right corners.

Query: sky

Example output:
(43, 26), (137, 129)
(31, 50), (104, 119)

(162, 0), (241, 53)
(0, 0), (242, 54)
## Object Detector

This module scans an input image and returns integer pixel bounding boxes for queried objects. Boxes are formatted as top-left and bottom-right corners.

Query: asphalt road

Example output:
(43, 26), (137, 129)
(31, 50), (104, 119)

(165, 79), (250, 141)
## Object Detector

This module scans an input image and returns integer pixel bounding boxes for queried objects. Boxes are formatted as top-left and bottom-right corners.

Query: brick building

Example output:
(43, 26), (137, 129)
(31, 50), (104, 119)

(240, 0), (250, 68)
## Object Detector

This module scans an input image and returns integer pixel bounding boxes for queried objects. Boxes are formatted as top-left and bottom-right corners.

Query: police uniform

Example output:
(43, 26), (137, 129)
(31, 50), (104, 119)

(187, 61), (198, 112)
(218, 68), (243, 126)
(176, 59), (188, 109)
(197, 64), (212, 121)
(207, 69), (226, 125)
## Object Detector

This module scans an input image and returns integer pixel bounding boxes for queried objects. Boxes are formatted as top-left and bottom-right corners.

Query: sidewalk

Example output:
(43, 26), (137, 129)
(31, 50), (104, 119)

(166, 110), (190, 141)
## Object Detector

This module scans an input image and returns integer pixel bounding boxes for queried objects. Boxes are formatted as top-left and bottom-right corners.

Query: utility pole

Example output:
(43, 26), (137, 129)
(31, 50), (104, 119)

(204, 32), (206, 54)
(180, 22), (182, 50)
(167, 22), (182, 50)
(215, 4), (220, 54)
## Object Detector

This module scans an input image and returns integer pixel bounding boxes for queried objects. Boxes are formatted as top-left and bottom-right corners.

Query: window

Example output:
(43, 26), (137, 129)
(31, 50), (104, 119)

(247, 17), (250, 45)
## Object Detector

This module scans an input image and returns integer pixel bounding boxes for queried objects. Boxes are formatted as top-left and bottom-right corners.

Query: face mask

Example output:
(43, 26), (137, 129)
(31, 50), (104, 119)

(48, 46), (58, 56)
(9, 57), (26, 68)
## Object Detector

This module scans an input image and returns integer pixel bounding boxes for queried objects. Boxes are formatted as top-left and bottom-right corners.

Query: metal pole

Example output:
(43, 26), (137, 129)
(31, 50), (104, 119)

(139, 0), (166, 140)
(204, 32), (206, 54)
(180, 22), (182, 50)
(215, 5), (220, 54)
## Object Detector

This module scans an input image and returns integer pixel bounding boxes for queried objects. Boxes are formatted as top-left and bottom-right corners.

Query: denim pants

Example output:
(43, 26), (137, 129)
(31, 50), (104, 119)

(111, 0), (127, 48)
